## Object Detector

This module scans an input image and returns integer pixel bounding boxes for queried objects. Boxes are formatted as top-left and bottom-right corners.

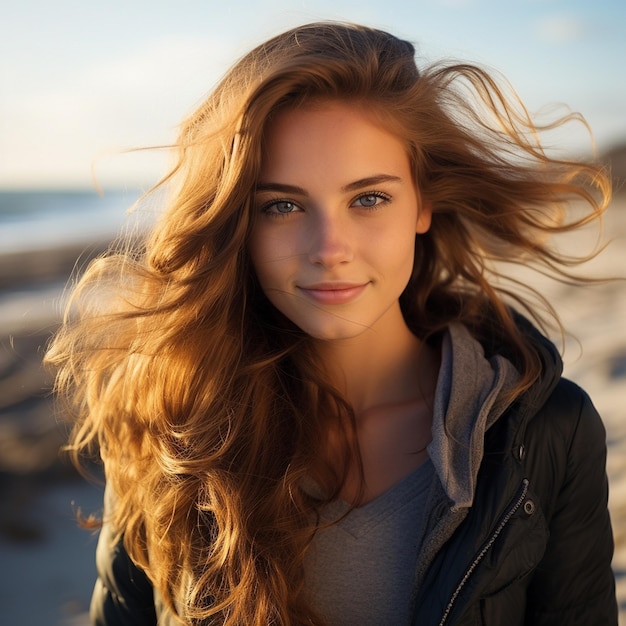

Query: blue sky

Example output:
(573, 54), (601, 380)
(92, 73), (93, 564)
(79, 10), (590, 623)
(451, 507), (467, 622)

(1, 0), (625, 188)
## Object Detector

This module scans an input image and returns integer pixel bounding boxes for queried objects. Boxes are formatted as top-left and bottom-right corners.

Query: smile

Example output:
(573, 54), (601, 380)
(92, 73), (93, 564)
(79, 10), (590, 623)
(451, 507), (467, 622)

(297, 282), (368, 305)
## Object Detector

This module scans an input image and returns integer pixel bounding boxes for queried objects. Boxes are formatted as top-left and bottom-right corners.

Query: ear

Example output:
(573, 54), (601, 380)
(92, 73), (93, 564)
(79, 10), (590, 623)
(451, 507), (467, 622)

(415, 199), (432, 234)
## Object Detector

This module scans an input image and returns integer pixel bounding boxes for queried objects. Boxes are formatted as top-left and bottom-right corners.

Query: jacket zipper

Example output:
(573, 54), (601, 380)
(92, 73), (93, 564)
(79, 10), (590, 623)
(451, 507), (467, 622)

(437, 478), (530, 626)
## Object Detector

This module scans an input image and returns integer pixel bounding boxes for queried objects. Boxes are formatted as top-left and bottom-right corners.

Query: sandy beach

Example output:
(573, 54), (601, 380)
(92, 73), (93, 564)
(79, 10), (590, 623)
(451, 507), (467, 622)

(0, 194), (625, 625)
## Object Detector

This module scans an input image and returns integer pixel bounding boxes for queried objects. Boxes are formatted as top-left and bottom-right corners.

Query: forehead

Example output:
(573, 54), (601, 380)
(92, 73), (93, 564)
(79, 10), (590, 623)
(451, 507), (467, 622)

(260, 101), (411, 180)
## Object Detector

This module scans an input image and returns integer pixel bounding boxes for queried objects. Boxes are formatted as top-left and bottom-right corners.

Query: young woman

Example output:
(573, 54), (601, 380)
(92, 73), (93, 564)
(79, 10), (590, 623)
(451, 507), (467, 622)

(47, 22), (617, 625)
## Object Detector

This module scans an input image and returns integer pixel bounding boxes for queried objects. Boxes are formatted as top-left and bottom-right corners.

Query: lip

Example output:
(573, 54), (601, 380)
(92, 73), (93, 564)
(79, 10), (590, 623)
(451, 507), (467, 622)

(297, 282), (368, 305)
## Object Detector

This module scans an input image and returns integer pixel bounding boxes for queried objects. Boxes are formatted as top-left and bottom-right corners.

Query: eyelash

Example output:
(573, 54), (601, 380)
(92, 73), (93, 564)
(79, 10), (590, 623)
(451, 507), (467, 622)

(352, 191), (391, 209)
(259, 199), (301, 218)
(259, 191), (391, 217)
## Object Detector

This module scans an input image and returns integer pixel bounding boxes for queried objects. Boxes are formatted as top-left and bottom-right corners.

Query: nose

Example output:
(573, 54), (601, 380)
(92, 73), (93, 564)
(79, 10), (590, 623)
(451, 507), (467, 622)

(308, 211), (353, 268)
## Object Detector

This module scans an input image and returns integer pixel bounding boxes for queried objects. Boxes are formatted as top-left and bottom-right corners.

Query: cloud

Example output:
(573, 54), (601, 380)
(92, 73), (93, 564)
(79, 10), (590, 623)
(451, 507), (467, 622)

(534, 14), (586, 44)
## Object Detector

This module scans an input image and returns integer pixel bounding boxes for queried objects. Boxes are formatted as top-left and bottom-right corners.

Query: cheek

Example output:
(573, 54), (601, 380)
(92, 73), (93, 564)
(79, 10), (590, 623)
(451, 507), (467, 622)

(395, 242), (417, 284)
(248, 231), (290, 288)
(248, 242), (269, 287)
(247, 232), (267, 283)
(380, 232), (417, 292)
(372, 222), (416, 270)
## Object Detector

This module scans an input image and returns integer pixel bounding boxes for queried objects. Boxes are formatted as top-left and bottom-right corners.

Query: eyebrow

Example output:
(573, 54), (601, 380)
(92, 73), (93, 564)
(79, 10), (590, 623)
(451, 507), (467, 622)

(255, 174), (403, 196)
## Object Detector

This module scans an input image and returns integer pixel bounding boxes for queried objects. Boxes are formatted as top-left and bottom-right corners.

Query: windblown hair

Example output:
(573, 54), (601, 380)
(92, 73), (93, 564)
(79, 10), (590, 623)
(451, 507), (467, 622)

(46, 22), (611, 625)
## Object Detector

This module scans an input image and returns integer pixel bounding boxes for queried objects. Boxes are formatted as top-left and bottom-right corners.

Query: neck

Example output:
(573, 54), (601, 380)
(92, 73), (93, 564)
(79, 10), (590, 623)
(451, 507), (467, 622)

(314, 306), (437, 417)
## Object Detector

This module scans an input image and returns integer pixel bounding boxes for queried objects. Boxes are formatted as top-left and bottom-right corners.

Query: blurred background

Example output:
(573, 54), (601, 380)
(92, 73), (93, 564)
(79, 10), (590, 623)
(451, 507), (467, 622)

(1, 1), (625, 623)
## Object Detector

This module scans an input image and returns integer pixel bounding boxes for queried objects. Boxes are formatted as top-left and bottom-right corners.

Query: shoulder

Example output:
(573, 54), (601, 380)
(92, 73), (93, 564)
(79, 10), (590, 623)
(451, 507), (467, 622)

(525, 377), (606, 461)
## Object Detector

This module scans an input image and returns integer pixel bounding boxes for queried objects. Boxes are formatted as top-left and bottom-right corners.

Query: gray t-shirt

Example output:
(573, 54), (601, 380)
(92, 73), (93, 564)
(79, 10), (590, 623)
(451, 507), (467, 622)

(304, 458), (435, 626)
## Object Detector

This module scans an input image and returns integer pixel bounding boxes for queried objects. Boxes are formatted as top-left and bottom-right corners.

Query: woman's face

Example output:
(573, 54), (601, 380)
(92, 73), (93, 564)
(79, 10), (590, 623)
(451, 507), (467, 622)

(248, 101), (431, 342)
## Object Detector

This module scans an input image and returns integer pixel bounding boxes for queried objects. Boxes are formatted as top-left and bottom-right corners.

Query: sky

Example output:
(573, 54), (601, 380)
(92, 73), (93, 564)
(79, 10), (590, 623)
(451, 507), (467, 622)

(1, 0), (625, 189)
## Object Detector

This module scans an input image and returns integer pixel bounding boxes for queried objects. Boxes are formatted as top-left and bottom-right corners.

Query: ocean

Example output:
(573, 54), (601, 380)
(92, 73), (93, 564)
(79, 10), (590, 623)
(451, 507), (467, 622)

(0, 189), (157, 334)
(0, 189), (151, 254)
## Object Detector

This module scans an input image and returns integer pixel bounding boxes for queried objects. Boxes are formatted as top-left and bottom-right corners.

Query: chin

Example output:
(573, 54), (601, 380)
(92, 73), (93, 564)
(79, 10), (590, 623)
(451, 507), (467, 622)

(296, 321), (370, 342)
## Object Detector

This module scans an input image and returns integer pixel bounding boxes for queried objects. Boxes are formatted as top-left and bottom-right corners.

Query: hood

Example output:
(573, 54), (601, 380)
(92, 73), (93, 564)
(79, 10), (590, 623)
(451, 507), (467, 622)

(427, 317), (563, 510)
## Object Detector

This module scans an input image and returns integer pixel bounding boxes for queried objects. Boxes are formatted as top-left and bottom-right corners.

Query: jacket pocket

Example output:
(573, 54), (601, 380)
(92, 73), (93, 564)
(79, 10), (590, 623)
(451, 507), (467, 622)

(442, 483), (549, 626)
(475, 485), (548, 598)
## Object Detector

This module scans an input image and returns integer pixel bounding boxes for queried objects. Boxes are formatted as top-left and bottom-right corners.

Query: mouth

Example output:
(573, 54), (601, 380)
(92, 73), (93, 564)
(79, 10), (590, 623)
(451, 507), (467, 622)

(297, 282), (368, 305)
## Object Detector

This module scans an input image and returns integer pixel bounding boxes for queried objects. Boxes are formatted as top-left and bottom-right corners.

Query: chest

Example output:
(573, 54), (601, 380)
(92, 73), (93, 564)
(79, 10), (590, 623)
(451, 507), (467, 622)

(341, 399), (433, 504)
(306, 459), (435, 626)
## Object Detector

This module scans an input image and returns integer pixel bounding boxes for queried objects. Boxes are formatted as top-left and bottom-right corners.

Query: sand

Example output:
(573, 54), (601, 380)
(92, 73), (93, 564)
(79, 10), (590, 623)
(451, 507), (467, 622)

(0, 198), (624, 624)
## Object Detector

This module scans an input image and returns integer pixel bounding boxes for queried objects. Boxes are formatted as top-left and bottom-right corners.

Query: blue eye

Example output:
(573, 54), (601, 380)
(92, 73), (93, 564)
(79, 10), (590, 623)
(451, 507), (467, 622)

(357, 195), (379, 207)
(262, 200), (300, 215)
(353, 192), (390, 208)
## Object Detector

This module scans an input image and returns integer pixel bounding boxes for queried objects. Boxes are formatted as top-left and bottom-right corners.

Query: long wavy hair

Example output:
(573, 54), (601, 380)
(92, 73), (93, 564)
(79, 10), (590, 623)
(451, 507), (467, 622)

(46, 21), (611, 625)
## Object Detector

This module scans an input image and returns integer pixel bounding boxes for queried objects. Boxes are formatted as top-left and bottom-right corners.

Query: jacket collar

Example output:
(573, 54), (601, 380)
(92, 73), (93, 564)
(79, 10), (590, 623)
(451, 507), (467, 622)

(427, 317), (562, 510)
